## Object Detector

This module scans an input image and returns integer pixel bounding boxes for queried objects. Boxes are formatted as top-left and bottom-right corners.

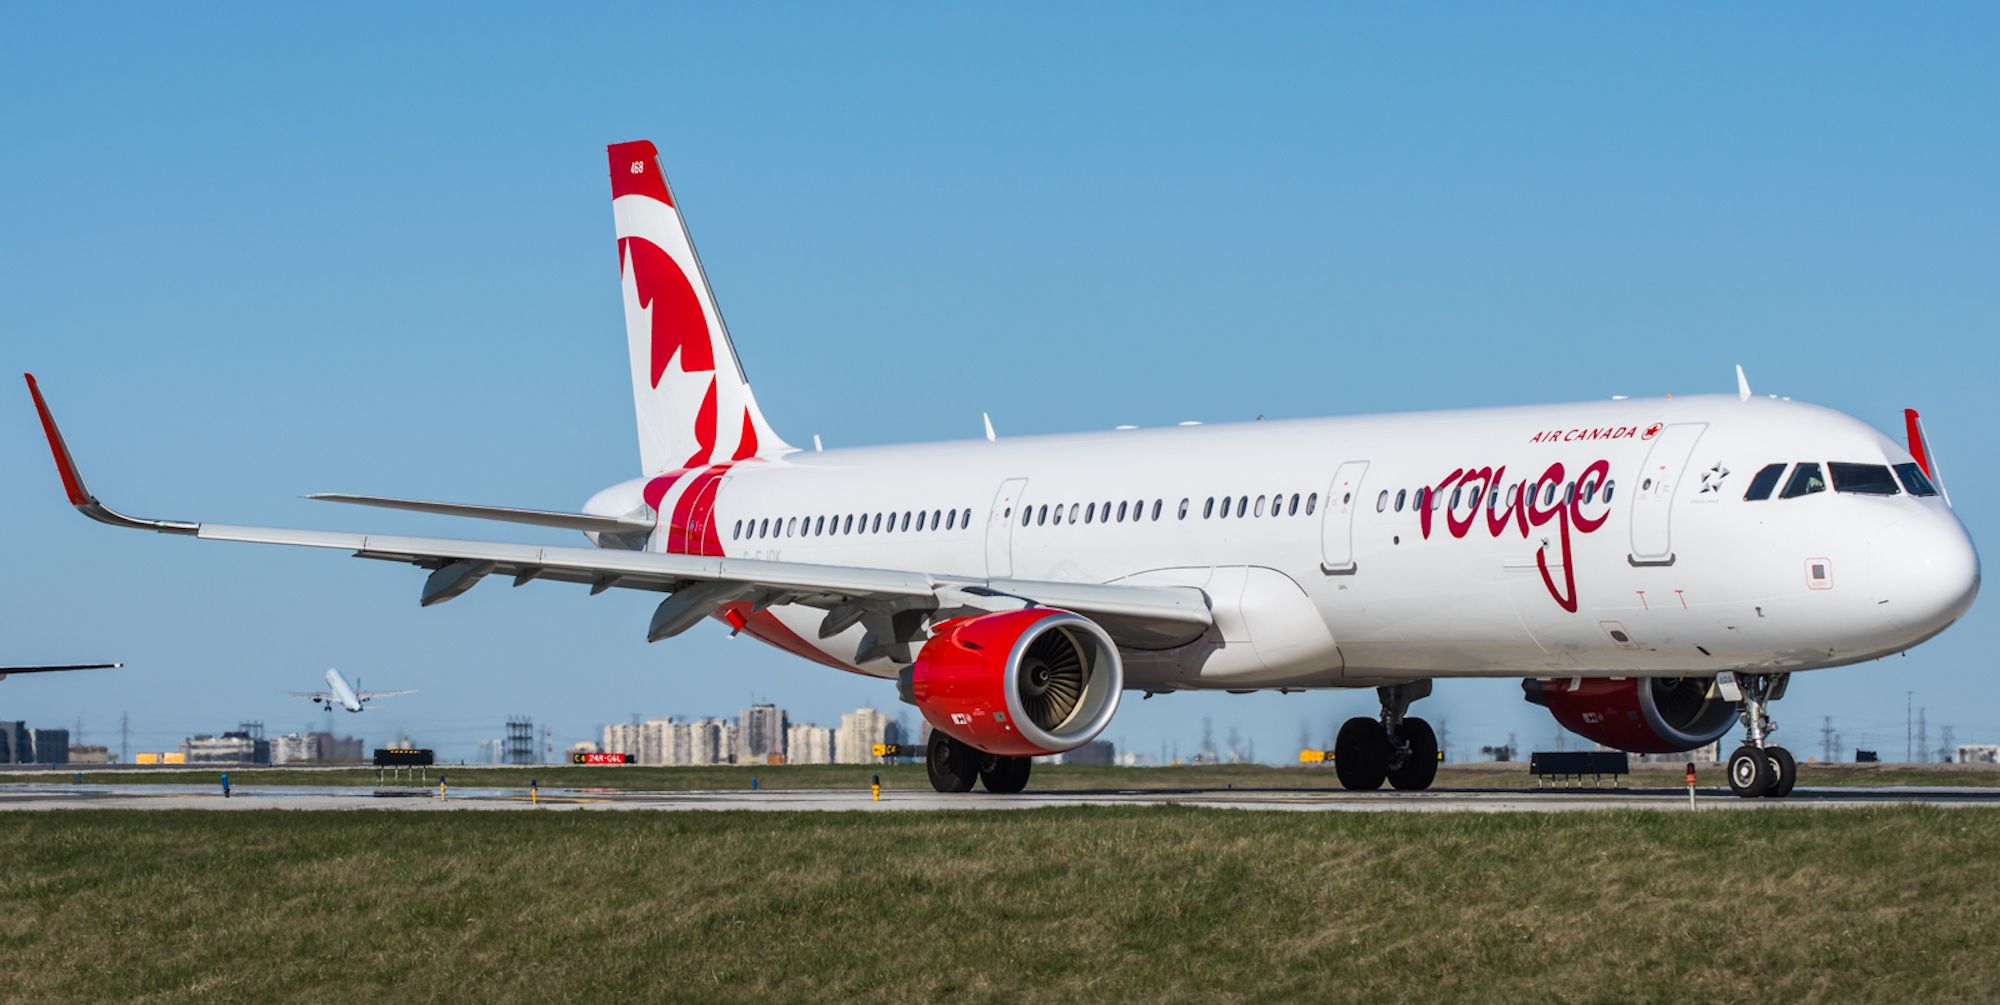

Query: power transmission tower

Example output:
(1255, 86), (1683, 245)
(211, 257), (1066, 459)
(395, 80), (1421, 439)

(120, 712), (129, 764)
(1939, 725), (1955, 765)
(1821, 716), (1835, 763)
(1917, 708), (1928, 764)
(1437, 718), (1451, 764)
(1906, 692), (1913, 762)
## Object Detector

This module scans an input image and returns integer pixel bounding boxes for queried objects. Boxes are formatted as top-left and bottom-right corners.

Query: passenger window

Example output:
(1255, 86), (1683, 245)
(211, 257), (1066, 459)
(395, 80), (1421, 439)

(1468, 485), (1482, 508)
(1085, 503), (1096, 524)
(1828, 462), (1900, 496)
(1021, 507), (1031, 527)
(945, 509), (956, 530)
(1052, 505), (1063, 526)
(901, 512), (912, 531)
(1152, 499), (1163, 521)
(874, 513), (884, 533)
(1450, 487), (1462, 510)
(1894, 462), (1939, 497)
(1219, 496), (1231, 520)
(1255, 496), (1267, 517)
(1564, 483), (1575, 505)
(1289, 493), (1300, 515)
(1603, 481), (1614, 503)
(1743, 463), (1786, 501)
(1306, 493), (1318, 515)
(1781, 463), (1826, 499)
(1068, 503), (1080, 523)
(1238, 496), (1249, 517)
(1203, 497), (1215, 519)
(1037, 505), (1048, 525)
(1117, 501), (1129, 522)
(1394, 489), (1406, 512)
(933, 508), (943, 529)
(842, 514), (853, 534)
(964, 508), (973, 527)
(1178, 499), (1189, 520)
(1543, 482), (1557, 507)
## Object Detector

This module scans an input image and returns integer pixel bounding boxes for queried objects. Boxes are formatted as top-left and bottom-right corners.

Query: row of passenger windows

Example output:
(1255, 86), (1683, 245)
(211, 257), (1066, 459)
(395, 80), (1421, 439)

(1743, 461), (1937, 501)
(733, 507), (974, 541)
(1017, 492), (1322, 527)
(1375, 475), (1615, 514)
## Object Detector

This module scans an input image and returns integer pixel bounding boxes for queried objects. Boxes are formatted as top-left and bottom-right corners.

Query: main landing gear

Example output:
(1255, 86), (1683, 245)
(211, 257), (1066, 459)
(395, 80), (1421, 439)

(1335, 681), (1439, 792)
(925, 732), (1033, 794)
(1724, 672), (1797, 799)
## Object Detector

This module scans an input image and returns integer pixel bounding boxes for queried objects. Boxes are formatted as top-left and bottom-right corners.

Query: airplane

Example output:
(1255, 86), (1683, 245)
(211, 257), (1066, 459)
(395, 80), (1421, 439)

(287, 667), (414, 713)
(0, 663), (121, 682)
(23, 139), (1979, 799)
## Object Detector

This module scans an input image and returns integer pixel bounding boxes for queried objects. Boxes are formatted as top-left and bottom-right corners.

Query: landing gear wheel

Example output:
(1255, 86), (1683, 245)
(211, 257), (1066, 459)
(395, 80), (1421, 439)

(1334, 716), (1390, 791)
(1727, 745), (1774, 798)
(1764, 746), (1797, 798)
(1387, 717), (1439, 791)
(978, 755), (1032, 794)
(926, 733), (979, 793)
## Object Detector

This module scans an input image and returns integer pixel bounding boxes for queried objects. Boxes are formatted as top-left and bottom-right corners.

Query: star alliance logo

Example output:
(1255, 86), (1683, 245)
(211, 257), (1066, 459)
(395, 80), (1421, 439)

(1698, 462), (1730, 494)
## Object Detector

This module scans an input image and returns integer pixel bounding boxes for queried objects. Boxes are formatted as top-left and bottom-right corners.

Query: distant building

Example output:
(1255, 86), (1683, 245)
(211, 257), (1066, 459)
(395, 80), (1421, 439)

(476, 738), (503, 764)
(786, 724), (836, 764)
(182, 733), (260, 764)
(0, 722), (25, 763)
(740, 703), (787, 763)
(835, 707), (893, 764)
(602, 723), (643, 761)
(309, 731), (365, 763)
(69, 744), (114, 765)
(270, 733), (315, 765)
(1958, 744), (2000, 765)
(30, 728), (71, 765)
(1059, 740), (1116, 766)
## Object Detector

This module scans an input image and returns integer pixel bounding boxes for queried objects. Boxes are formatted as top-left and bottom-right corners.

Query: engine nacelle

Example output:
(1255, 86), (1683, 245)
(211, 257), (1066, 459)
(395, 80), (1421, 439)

(907, 609), (1123, 757)
(1523, 677), (1737, 754)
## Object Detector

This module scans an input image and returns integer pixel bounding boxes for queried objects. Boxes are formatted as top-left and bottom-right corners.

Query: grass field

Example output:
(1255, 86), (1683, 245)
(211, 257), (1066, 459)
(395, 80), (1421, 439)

(11, 760), (1998, 792)
(1, 807), (1995, 1002)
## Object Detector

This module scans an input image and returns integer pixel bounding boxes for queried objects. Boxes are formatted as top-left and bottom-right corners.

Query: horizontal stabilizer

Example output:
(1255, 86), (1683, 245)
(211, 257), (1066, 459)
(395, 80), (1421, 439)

(308, 494), (654, 536)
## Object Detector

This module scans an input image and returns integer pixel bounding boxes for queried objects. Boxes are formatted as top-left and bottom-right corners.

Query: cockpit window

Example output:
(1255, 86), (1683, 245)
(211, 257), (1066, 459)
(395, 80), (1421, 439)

(1743, 463), (1786, 501)
(1780, 462), (1826, 499)
(1828, 462), (1900, 496)
(1894, 462), (1940, 497)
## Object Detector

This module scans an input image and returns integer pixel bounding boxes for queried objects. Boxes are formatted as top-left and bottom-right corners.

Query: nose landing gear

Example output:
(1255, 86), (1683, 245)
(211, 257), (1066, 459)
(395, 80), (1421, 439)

(1724, 672), (1797, 798)
(1335, 681), (1439, 792)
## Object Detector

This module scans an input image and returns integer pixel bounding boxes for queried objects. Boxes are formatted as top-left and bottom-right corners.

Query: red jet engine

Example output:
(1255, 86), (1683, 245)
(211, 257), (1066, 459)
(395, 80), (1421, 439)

(1523, 677), (1737, 754)
(909, 609), (1123, 756)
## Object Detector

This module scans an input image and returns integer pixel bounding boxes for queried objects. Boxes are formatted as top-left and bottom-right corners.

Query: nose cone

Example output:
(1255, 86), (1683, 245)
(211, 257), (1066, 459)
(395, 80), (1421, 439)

(1871, 514), (1981, 635)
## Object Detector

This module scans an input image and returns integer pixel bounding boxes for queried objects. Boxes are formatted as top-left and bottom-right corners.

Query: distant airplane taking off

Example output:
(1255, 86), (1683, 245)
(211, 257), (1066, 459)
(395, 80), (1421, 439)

(288, 668), (414, 713)
(0, 663), (120, 682)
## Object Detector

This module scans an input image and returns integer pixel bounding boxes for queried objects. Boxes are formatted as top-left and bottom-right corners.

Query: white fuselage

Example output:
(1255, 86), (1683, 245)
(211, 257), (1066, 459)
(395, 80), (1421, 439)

(326, 668), (364, 712)
(588, 393), (1979, 691)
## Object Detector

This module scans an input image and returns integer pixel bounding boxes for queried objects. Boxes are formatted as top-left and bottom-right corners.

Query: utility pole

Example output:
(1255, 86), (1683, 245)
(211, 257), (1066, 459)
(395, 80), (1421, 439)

(1940, 725), (1956, 765)
(1436, 718), (1451, 764)
(1821, 716), (1835, 764)
(1906, 691), (1913, 763)
(120, 712), (129, 764)
(1916, 709), (1928, 765)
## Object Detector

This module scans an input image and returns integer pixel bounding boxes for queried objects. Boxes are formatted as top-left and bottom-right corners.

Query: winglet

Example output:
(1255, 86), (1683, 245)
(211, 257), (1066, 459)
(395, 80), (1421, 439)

(1735, 364), (1751, 402)
(25, 374), (92, 506)
(21, 374), (197, 534)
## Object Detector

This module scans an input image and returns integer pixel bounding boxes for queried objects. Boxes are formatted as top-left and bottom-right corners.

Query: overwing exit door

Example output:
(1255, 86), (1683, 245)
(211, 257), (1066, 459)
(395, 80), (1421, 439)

(1320, 460), (1369, 574)
(985, 478), (1028, 578)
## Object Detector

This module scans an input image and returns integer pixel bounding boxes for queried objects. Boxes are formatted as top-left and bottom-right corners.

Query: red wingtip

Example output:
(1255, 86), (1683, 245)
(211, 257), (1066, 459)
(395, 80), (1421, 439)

(23, 373), (92, 507)
(1904, 408), (1931, 477)
(608, 140), (672, 205)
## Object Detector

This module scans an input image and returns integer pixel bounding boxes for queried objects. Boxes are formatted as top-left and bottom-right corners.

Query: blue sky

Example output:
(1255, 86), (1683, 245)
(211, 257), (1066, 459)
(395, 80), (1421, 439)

(2, 5), (1993, 762)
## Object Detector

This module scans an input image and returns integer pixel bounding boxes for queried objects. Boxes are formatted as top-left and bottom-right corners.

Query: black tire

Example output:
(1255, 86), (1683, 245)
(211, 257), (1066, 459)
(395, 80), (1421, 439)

(1764, 746), (1797, 798)
(1727, 745), (1773, 798)
(926, 732), (979, 793)
(1388, 717), (1440, 791)
(979, 755), (1033, 794)
(1334, 716), (1390, 791)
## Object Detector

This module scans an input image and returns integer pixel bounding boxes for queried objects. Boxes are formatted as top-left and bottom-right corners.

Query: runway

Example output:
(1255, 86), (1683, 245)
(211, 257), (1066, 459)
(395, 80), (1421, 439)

(4, 782), (1998, 812)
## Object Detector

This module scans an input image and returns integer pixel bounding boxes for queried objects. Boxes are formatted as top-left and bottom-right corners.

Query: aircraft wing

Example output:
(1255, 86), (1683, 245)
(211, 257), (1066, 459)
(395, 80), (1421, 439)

(286, 691), (337, 701)
(0, 663), (121, 675)
(27, 375), (1213, 654)
(358, 689), (418, 701)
